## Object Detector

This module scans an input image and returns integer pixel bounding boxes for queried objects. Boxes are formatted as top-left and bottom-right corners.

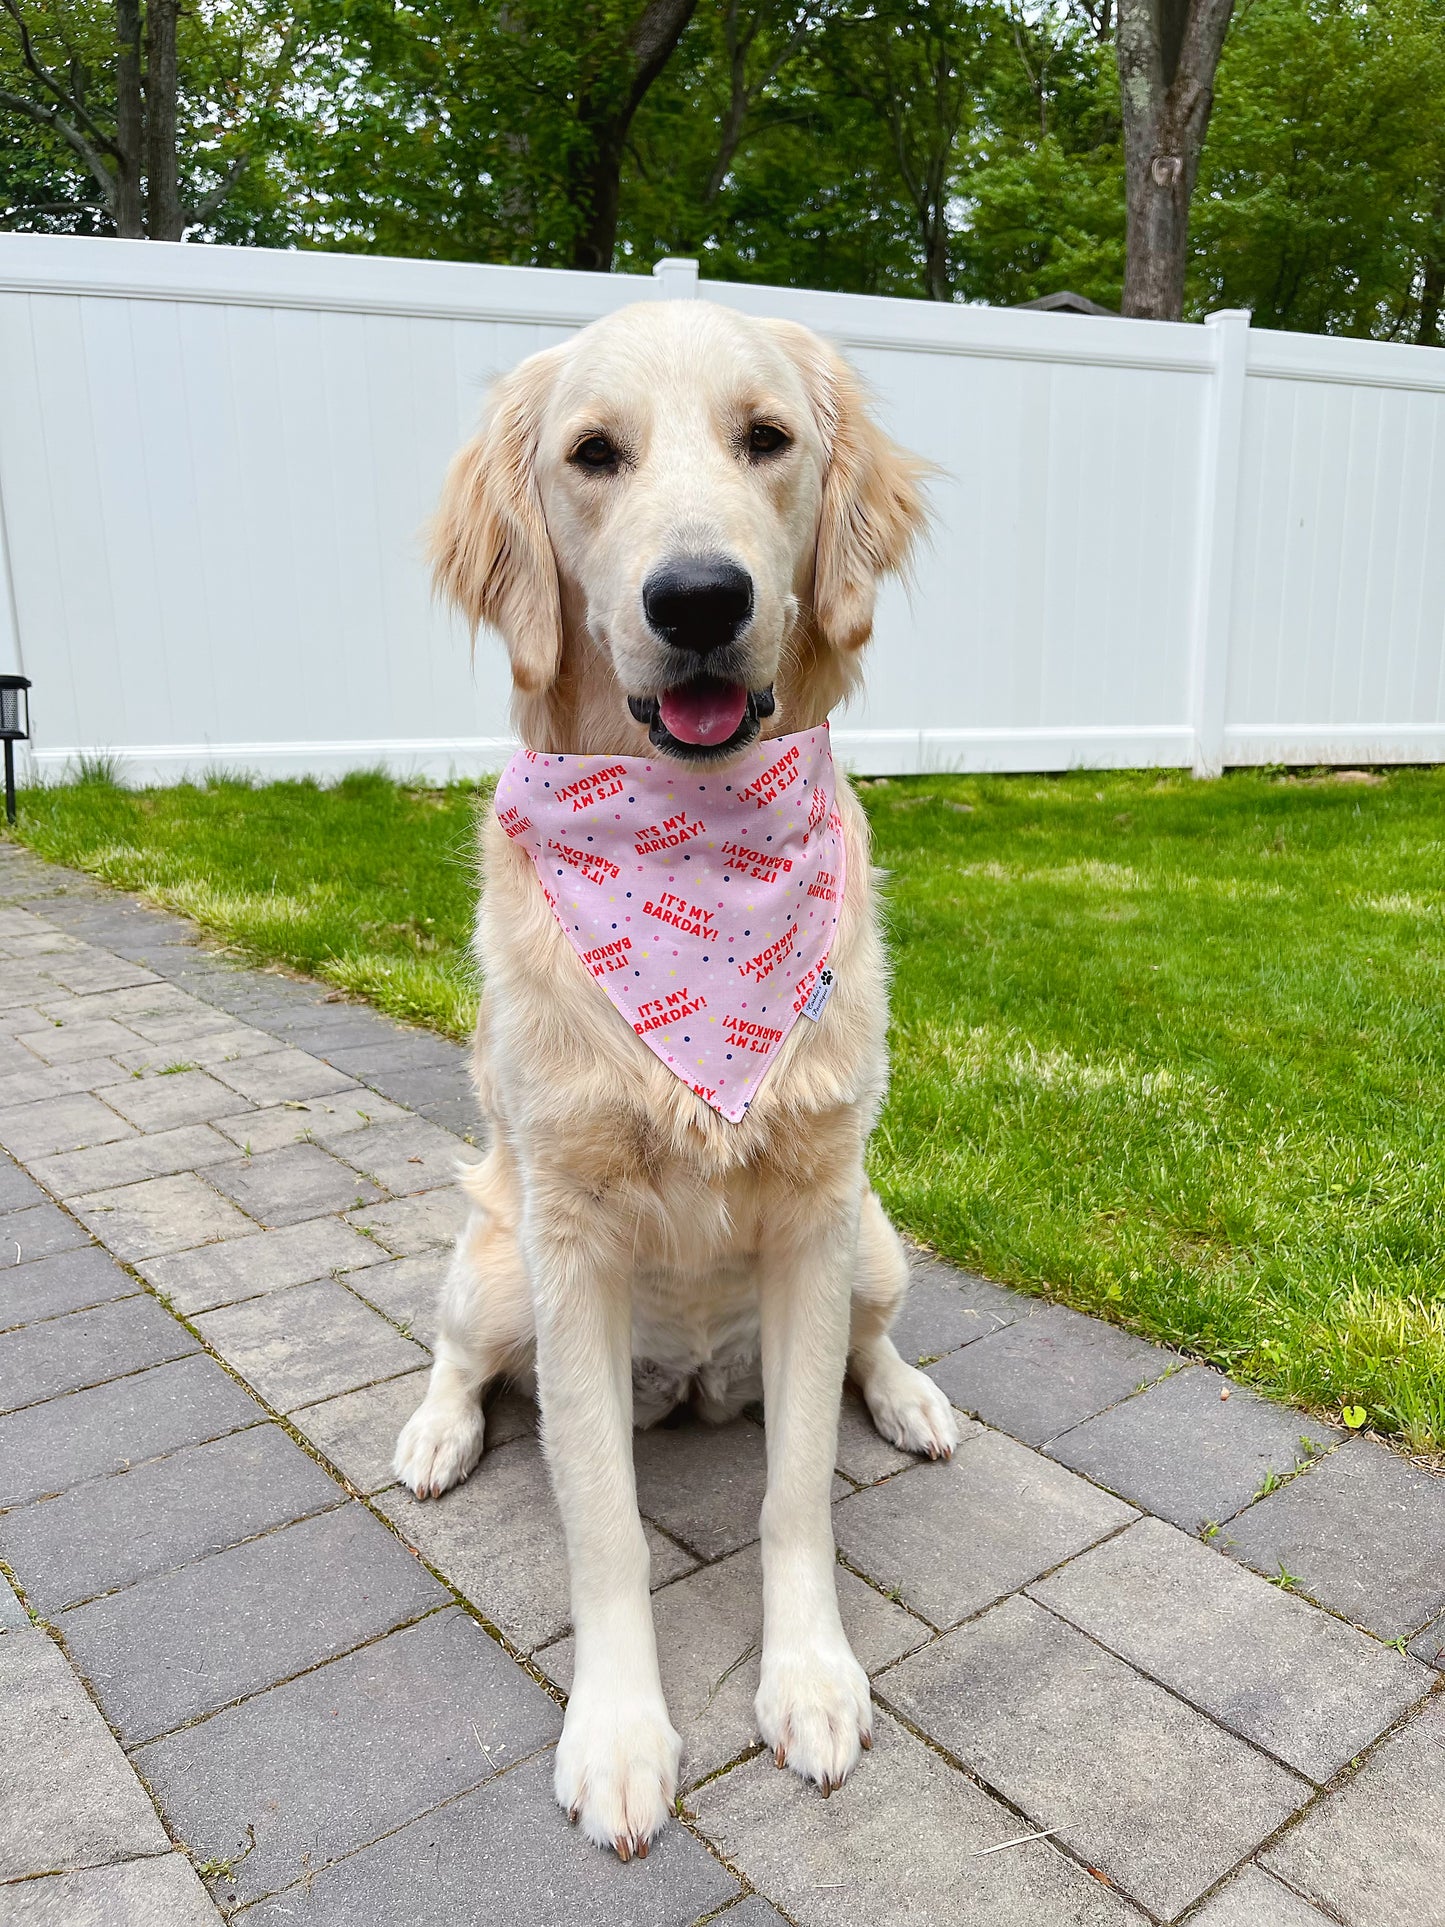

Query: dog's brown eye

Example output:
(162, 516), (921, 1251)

(748, 422), (790, 457)
(571, 434), (618, 471)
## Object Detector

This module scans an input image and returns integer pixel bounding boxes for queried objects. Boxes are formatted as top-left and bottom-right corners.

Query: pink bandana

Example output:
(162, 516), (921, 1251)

(495, 726), (844, 1121)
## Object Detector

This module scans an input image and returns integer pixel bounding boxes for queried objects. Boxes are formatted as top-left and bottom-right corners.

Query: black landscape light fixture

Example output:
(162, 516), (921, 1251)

(0, 675), (31, 826)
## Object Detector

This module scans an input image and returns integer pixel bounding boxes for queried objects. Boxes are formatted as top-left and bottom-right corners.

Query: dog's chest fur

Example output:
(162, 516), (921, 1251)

(474, 767), (890, 1412)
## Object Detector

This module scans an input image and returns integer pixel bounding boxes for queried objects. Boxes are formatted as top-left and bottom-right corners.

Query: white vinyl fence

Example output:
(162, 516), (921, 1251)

(1, 234), (1443, 783)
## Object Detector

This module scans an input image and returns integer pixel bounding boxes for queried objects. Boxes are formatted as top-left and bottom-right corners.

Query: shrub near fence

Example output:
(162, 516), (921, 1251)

(1, 236), (1443, 783)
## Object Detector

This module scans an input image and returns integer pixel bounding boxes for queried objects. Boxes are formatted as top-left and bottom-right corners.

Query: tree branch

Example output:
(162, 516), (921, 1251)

(186, 151), (249, 224)
(0, 85), (120, 210)
(0, 0), (121, 156)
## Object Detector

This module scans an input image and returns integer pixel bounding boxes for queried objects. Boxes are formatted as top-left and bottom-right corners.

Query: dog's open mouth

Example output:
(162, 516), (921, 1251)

(628, 678), (775, 760)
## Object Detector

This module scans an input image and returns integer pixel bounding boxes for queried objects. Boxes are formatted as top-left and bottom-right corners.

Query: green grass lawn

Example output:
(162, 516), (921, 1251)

(10, 762), (1445, 1451)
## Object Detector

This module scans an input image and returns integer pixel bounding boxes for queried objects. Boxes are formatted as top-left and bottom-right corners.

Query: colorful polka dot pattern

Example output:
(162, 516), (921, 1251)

(495, 725), (846, 1123)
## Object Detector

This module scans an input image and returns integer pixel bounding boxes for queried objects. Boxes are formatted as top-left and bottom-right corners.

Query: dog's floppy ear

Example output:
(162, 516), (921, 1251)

(766, 320), (930, 653)
(429, 346), (565, 693)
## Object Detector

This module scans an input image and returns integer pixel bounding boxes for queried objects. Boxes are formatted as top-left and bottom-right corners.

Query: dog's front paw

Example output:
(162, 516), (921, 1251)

(863, 1358), (958, 1461)
(554, 1688), (681, 1859)
(756, 1635), (872, 1795)
(393, 1394), (486, 1499)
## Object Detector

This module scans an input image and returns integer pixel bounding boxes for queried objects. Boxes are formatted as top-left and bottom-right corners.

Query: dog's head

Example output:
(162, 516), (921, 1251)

(432, 300), (928, 763)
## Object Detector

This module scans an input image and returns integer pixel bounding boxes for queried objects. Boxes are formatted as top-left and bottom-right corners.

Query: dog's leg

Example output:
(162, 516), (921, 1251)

(394, 1152), (534, 1498)
(848, 1186), (958, 1461)
(754, 1164), (872, 1793)
(527, 1176), (679, 1859)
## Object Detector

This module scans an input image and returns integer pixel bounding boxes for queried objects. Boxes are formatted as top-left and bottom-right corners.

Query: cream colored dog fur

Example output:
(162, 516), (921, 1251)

(395, 299), (957, 1858)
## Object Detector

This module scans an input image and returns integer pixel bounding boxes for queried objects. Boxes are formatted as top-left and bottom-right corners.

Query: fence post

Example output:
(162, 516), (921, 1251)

(652, 257), (700, 299)
(1189, 307), (1251, 777)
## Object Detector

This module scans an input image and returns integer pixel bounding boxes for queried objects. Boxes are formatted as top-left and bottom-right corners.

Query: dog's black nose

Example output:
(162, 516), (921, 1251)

(643, 558), (753, 652)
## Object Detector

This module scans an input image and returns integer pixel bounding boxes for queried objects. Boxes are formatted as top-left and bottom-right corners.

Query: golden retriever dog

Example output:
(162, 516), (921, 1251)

(395, 298), (956, 1859)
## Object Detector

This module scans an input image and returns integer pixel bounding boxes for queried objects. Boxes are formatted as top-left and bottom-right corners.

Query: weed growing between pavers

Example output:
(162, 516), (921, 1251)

(10, 764), (1445, 1449)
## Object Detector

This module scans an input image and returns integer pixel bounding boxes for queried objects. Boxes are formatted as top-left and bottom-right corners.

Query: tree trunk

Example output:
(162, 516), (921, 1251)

(144, 0), (182, 239)
(566, 0), (699, 273)
(1116, 0), (1235, 320)
(923, 214), (950, 302)
(113, 0), (145, 238)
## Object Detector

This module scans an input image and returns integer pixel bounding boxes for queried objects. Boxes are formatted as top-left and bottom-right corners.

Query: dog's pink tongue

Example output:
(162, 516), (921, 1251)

(659, 679), (748, 746)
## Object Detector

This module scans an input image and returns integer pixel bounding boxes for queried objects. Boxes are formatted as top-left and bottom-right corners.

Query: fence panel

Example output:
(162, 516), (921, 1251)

(1, 234), (1442, 781)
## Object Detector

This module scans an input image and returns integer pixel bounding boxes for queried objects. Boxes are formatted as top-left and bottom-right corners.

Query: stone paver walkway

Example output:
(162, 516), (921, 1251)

(1, 838), (1443, 1926)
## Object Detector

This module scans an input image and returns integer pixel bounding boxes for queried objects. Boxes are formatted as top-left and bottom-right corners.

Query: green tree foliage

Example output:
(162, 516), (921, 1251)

(0, 0), (311, 239)
(1188, 0), (1445, 338)
(4, 0), (1444, 338)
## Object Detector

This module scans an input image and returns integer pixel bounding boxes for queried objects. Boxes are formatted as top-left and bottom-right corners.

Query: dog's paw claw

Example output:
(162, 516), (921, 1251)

(756, 1639), (871, 1795)
(393, 1396), (486, 1499)
(555, 1692), (680, 1858)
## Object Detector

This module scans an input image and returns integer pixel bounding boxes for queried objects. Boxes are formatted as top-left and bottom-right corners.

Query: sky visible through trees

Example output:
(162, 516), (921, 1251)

(2, 0), (1443, 337)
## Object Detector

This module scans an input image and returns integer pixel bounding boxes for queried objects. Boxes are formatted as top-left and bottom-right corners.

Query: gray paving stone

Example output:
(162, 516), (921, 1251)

(1222, 1438), (1445, 1638)
(210, 1049), (358, 1104)
(636, 1417), (776, 1561)
(0, 1629), (170, 1877)
(1030, 1516), (1430, 1782)
(61, 1503), (447, 1745)
(135, 1608), (562, 1908)
(36, 981), (207, 1024)
(207, 1143), (384, 1229)
(117, 1006), (245, 1049)
(354, 1062), (474, 1119)
(333, 1115), (467, 1195)
(0, 1153), (42, 1211)
(0, 1574), (26, 1628)
(30, 1123), (237, 1199)
(0, 1091), (137, 1161)
(1186, 1867), (1334, 1926)
(0, 1199), (95, 1264)
(291, 1370), (430, 1492)
(1047, 1366), (1341, 1530)
(0, 1294), (196, 1413)
(376, 1437), (695, 1651)
(346, 1250), (447, 1333)
(693, 1707), (1138, 1927)
(891, 1253), (1031, 1364)
(0, 1037), (41, 1084)
(214, 1090), (409, 1155)
(0, 1243), (137, 1329)
(196, 1278), (426, 1411)
(881, 1594), (1307, 1921)
(71, 1172), (254, 1261)
(347, 1186), (466, 1256)
(484, 1384), (539, 1448)
(0, 1056), (129, 1107)
(926, 1304), (1178, 1446)
(139, 1216), (387, 1316)
(1, 1424), (338, 1613)
(239, 1745), (738, 1927)
(834, 1427), (1135, 1629)
(323, 1032), (463, 1076)
(148, 1024), (288, 1070)
(42, 949), (160, 995)
(410, 1089), (484, 1140)
(0, 1856), (225, 1926)
(540, 1541), (928, 1785)
(14, 1017), (144, 1063)
(1410, 1614), (1445, 1668)
(92, 1069), (253, 1132)
(0, 1354), (261, 1506)
(1262, 1698), (1445, 1927)
(705, 1902), (790, 1927)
